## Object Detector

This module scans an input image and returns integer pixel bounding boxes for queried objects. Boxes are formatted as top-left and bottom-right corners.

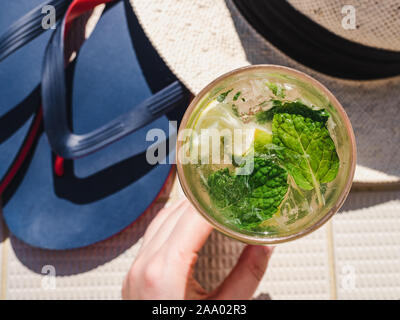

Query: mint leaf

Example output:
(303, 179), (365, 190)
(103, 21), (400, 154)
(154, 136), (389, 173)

(207, 158), (288, 229)
(256, 100), (330, 124)
(217, 89), (233, 102)
(272, 113), (339, 204)
(233, 91), (241, 101)
(257, 101), (268, 107)
(231, 104), (240, 117)
(207, 168), (246, 207)
(266, 82), (286, 98)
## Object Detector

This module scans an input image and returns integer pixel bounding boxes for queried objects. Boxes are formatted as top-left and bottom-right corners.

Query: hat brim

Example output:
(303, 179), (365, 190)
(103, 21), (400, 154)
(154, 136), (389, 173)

(131, 0), (400, 185)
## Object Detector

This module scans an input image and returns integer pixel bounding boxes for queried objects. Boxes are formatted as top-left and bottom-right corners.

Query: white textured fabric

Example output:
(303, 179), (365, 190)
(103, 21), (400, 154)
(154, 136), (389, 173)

(254, 225), (331, 300)
(332, 190), (400, 299)
(130, 0), (248, 95)
(288, 0), (400, 52)
(130, 0), (400, 185)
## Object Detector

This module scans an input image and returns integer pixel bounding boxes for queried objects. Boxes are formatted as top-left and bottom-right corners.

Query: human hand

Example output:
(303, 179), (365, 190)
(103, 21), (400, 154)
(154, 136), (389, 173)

(122, 198), (274, 300)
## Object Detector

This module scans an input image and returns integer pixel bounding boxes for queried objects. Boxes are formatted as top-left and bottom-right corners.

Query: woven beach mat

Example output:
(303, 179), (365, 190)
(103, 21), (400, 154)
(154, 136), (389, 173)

(1, 183), (399, 299)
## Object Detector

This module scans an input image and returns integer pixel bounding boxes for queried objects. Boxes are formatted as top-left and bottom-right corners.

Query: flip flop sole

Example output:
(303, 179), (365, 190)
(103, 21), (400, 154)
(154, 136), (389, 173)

(3, 1), (183, 249)
(4, 134), (173, 249)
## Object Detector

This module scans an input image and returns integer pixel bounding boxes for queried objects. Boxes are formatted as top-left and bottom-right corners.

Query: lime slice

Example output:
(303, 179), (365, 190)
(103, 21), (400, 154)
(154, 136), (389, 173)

(192, 99), (273, 163)
(194, 99), (238, 132)
(254, 128), (273, 154)
(231, 128), (272, 162)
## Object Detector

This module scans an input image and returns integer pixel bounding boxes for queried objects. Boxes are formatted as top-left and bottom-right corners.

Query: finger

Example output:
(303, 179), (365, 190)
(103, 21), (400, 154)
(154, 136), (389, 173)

(139, 199), (191, 257)
(141, 198), (187, 249)
(212, 245), (274, 300)
(161, 203), (213, 264)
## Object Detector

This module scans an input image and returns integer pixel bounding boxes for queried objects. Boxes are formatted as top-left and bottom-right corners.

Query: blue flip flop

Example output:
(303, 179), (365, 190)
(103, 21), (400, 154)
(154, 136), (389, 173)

(0, 0), (70, 196)
(2, 0), (189, 249)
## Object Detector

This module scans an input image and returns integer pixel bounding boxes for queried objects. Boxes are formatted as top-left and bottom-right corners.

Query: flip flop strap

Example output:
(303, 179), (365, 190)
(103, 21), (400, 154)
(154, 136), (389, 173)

(42, 0), (188, 160)
(0, 0), (71, 195)
(0, 0), (72, 62)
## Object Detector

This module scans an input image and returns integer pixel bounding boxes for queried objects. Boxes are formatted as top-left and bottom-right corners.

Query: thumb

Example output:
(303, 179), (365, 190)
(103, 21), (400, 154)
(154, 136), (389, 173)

(211, 245), (274, 300)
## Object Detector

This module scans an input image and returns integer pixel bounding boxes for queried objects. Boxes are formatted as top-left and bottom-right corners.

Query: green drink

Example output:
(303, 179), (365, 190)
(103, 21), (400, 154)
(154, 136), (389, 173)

(177, 66), (355, 244)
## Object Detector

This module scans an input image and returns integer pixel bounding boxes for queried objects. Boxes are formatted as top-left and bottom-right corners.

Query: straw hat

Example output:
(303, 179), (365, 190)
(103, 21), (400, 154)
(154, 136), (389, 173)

(129, 0), (400, 186)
